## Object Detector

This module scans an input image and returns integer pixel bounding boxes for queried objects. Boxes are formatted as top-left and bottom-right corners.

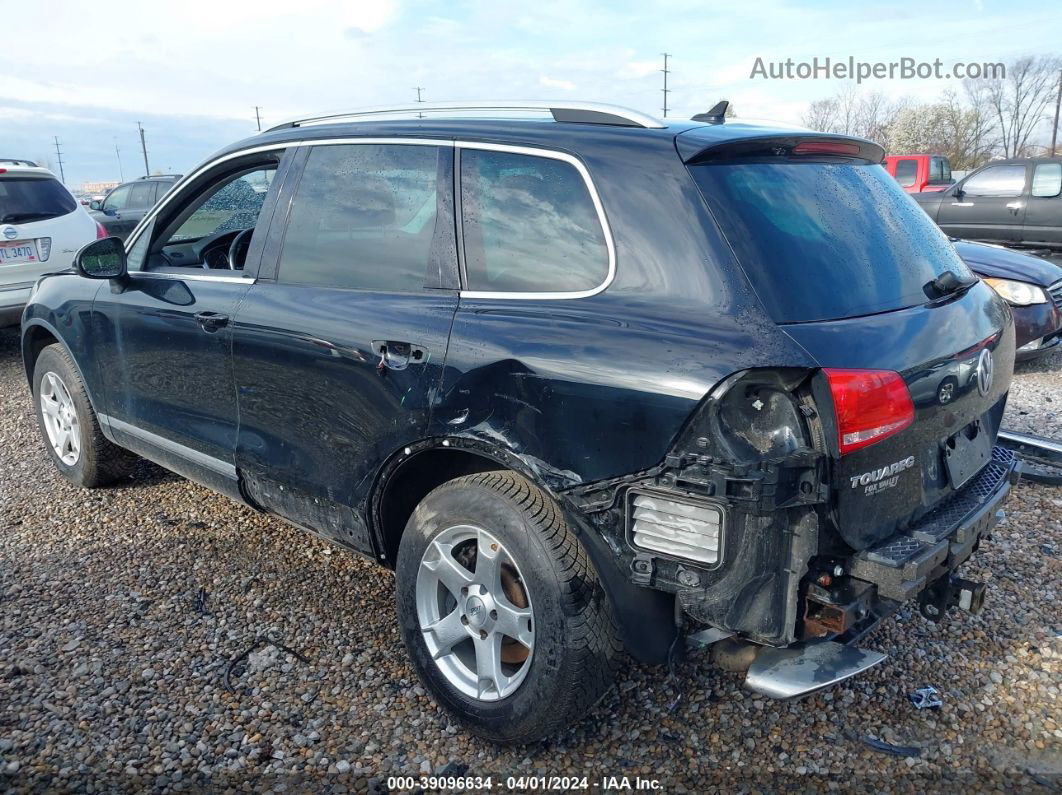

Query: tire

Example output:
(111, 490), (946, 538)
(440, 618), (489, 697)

(32, 344), (137, 488)
(395, 471), (622, 744)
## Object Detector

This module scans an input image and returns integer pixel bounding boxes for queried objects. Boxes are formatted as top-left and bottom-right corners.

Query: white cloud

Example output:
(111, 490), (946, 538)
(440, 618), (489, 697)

(539, 76), (576, 91)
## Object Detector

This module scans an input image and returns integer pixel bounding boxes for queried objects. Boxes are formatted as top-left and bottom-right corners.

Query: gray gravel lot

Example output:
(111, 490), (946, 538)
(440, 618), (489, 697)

(0, 325), (1059, 793)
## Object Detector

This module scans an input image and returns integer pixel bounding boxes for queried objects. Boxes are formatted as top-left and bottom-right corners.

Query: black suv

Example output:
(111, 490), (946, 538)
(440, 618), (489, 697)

(22, 102), (1019, 744)
(89, 175), (181, 239)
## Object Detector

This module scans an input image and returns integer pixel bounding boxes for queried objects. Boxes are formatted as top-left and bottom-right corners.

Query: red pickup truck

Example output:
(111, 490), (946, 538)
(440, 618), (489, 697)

(884, 154), (954, 193)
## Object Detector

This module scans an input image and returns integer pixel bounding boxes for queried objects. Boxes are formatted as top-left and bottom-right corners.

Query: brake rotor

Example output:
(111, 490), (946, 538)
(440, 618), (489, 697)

(500, 562), (530, 664)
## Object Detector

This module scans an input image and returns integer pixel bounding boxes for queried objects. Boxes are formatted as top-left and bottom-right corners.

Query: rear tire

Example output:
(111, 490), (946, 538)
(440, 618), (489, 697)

(395, 471), (622, 744)
(32, 344), (137, 488)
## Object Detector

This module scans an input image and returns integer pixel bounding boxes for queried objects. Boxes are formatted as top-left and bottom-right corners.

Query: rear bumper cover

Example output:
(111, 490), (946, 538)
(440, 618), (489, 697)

(849, 445), (1019, 602)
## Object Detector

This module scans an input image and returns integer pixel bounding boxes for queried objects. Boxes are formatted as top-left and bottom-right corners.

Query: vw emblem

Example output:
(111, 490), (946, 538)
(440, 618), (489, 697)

(976, 349), (994, 397)
(2, 227), (16, 240)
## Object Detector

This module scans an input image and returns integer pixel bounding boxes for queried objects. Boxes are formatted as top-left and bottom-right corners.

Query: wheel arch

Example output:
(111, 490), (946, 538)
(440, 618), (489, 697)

(21, 319), (105, 420)
(371, 436), (677, 664)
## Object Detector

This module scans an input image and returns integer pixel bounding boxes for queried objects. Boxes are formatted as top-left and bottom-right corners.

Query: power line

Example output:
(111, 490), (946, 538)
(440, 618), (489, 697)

(1051, 68), (1061, 157)
(254, 106), (262, 132)
(114, 139), (124, 182)
(137, 121), (150, 176)
(661, 53), (671, 118)
(53, 137), (65, 183)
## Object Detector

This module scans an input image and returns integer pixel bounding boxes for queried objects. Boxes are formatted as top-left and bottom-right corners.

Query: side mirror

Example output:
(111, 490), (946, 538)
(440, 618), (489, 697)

(89, 199), (102, 211)
(75, 237), (127, 280)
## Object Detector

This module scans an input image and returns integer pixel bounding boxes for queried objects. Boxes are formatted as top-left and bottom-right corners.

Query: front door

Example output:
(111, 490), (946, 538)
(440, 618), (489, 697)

(92, 151), (289, 497)
(230, 141), (459, 553)
(936, 163), (1029, 242)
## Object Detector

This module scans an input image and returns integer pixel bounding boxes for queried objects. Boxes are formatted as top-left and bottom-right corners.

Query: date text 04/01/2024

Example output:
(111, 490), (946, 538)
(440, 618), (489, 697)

(385, 775), (663, 791)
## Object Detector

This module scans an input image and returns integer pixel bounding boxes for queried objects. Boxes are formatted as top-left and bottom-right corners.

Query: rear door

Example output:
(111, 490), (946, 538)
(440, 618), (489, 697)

(230, 140), (459, 553)
(936, 163), (1028, 241)
(1024, 162), (1062, 245)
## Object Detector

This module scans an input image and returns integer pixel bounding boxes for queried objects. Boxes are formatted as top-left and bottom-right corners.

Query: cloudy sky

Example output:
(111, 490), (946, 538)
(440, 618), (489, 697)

(2, 0), (1059, 187)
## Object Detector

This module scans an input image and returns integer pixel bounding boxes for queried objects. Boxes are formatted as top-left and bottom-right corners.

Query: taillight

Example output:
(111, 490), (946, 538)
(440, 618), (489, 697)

(823, 369), (914, 455)
(95, 221), (107, 239)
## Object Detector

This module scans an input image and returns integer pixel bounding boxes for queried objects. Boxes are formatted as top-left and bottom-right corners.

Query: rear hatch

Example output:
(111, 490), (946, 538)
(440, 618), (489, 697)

(684, 132), (1014, 550)
(0, 170), (80, 285)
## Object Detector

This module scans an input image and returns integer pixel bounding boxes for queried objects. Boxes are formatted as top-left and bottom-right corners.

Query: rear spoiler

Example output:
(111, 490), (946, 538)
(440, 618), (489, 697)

(677, 132), (884, 166)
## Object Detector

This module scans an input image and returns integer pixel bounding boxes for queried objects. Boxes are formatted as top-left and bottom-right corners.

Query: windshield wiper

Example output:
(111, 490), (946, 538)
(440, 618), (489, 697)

(0, 212), (55, 224)
(924, 269), (977, 304)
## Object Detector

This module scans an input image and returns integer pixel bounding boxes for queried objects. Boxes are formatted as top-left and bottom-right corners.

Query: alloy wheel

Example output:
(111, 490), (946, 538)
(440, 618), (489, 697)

(415, 524), (534, 701)
(40, 372), (81, 466)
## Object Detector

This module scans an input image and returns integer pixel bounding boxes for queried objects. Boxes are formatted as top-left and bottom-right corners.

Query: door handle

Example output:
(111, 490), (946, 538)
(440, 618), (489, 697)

(372, 340), (427, 371)
(1006, 201), (1024, 210)
(195, 311), (229, 333)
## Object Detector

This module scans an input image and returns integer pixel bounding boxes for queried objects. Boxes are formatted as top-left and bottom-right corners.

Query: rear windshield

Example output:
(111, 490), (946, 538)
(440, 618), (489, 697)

(0, 176), (77, 225)
(690, 161), (972, 323)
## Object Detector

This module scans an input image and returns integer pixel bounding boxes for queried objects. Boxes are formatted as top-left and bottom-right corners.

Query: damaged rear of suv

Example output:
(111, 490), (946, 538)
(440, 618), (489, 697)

(24, 102), (1018, 744)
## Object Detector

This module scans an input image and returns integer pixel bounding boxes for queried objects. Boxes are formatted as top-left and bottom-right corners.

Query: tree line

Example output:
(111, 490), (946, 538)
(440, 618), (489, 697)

(800, 55), (1061, 169)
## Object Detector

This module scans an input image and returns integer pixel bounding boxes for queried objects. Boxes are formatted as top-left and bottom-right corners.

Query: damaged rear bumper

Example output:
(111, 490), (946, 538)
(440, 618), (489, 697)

(746, 445), (1019, 700)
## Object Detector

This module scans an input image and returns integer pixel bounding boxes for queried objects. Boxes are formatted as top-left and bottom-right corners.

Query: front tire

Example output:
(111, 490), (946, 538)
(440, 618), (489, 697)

(32, 344), (136, 488)
(395, 471), (621, 744)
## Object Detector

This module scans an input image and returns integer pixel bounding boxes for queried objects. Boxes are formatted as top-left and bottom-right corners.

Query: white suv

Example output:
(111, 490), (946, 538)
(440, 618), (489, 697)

(0, 160), (100, 326)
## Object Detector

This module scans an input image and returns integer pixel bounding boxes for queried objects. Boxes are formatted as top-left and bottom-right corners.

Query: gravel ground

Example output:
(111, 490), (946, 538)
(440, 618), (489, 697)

(0, 325), (1059, 793)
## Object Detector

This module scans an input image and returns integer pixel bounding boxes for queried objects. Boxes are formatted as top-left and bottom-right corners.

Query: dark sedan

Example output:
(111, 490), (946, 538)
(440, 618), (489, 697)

(954, 239), (1062, 360)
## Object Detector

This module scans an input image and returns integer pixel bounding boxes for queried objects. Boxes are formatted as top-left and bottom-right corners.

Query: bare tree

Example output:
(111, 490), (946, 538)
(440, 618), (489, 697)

(985, 55), (1061, 157)
(802, 97), (839, 132)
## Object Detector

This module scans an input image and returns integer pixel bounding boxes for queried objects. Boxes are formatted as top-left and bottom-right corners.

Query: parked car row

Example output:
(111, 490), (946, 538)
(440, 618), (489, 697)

(21, 101), (1025, 742)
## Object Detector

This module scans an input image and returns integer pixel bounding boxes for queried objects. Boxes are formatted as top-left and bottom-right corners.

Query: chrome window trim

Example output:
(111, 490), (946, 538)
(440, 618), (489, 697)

(455, 141), (616, 301)
(132, 271), (255, 285)
(125, 136), (615, 300)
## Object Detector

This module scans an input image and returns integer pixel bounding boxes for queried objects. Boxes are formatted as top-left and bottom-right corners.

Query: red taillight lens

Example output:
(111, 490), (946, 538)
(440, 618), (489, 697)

(95, 222), (107, 240)
(823, 369), (914, 455)
(793, 141), (862, 156)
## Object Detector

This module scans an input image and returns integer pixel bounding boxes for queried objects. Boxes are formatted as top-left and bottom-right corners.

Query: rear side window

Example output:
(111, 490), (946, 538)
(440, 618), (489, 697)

(0, 177), (77, 224)
(689, 161), (973, 323)
(894, 159), (918, 187)
(1032, 163), (1062, 197)
(128, 181), (157, 208)
(929, 156), (951, 184)
(460, 149), (609, 293)
(962, 164), (1027, 197)
(277, 144), (441, 291)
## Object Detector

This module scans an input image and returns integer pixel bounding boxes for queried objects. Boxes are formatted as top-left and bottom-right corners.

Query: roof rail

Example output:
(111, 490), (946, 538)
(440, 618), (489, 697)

(0, 158), (38, 167)
(265, 101), (666, 132)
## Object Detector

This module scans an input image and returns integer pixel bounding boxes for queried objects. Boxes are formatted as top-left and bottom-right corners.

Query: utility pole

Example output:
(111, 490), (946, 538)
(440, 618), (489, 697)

(53, 137), (65, 183)
(137, 121), (150, 176)
(414, 87), (425, 119)
(1051, 68), (1061, 157)
(660, 53), (671, 118)
(114, 139), (124, 182)
(254, 106), (262, 132)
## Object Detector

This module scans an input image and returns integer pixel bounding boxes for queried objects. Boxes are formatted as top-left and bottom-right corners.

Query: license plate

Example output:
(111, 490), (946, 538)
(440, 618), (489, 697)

(943, 421), (993, 489)
(0, 240), (37, 265)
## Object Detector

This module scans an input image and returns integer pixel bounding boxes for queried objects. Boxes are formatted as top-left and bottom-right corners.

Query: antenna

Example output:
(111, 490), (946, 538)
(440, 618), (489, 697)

(137, 121), (150, 176)
(661, 53), (671, 118)
(255, 106), (262, 132)
(53, 137), (65, 182)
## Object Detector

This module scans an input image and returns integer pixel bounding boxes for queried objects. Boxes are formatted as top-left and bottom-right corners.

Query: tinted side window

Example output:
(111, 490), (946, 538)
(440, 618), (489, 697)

(460, 149), (609, 293)
(277, 144), (441, 291)
(0, 177), (77, 223)
(103, 184), (132, 211)
(128, 181), (157, 208)
(894, 159), (918, 187)
(962, 164), (1027, 197)
(1032, 163), (1062, 197)
(931, 156), (952, 184)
